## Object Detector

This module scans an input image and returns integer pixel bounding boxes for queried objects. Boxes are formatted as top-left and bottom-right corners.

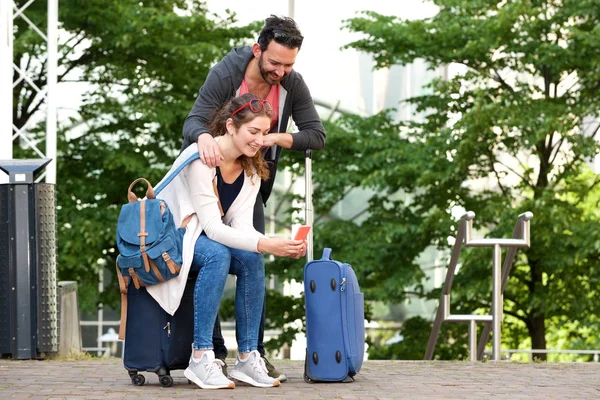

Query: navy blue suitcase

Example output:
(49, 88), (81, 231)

(122, 274), (195, 387)
(303, 248), (365, 383)
(118, 150), (204, 387)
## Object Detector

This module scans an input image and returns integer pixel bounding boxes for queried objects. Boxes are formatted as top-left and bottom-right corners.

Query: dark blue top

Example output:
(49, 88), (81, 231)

(216, 167), (244, 216)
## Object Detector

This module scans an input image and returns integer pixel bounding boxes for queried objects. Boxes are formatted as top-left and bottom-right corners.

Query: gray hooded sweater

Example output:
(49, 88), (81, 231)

(182, 46), (326, 204)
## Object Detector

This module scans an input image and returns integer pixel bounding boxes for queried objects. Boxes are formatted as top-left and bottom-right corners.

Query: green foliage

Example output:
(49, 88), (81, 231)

(368, 316), (469, 360)
(275, 116), (430, 303)
(13, 0), (260, 311)
(331, 0), (600, 358)
(14, 0), (600, 360)
(262, 290), (306, 355)
(220, 289), (306, 356)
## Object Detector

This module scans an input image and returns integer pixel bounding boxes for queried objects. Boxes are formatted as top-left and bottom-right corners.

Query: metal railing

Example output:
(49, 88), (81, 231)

(424, 211), (533, 361)
(497, 349), (600, 362)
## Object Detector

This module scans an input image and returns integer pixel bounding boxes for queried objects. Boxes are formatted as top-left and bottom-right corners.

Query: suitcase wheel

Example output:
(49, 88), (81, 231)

(303, 373), (315, 383)
(159, 375), (173, 388)
(130, 373), (145, 386)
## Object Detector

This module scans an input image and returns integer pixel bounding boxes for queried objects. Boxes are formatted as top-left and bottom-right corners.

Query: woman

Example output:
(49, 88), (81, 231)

(148, 93), (306, 390)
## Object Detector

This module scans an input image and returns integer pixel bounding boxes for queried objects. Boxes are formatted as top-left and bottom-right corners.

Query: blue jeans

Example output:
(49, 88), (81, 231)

(190, 234), (265, 354)
(213, 195), (267, 359)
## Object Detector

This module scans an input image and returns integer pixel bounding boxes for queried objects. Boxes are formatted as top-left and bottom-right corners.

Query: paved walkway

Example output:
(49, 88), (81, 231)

(1, 358), (599, 399)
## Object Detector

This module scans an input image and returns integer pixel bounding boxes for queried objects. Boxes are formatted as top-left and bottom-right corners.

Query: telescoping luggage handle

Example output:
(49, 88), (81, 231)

(304, 151), (335, 264)
(305, 149), (314, 262)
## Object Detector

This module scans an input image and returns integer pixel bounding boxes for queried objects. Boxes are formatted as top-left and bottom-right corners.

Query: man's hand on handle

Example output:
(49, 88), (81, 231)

(261, 132), (294, 149)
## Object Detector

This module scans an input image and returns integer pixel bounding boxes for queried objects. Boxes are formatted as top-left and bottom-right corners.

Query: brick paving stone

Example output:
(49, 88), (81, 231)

(1, 358), (600, 399)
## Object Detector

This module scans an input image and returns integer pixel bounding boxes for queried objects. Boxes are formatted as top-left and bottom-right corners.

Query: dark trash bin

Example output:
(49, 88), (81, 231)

(0, 159), (58, 359)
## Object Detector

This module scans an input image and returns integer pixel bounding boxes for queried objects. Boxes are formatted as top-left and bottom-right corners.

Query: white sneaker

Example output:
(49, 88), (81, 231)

(183, 350), (235, 389)
(229, 350), (281, 388)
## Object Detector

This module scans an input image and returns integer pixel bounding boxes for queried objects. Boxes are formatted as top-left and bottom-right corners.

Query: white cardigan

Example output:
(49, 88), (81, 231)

(147, 143), (266, 315)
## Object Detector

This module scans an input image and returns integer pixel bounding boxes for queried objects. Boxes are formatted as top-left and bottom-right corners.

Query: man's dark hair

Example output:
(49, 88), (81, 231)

(257, 14), (304, 51)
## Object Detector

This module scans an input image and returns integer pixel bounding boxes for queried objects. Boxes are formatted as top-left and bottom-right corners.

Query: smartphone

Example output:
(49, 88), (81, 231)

(294, 225), (311, 241)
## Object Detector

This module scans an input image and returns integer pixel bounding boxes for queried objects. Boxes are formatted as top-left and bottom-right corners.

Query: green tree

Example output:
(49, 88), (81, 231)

(13, 0), (260, 311)
(367, 316), (469, 361)
(277, 0), (600, 359)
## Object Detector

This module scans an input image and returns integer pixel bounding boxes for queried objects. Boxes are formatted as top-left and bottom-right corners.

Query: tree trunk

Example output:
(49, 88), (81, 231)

(529, 313), (547, 361)
(528, 257), (547, 361)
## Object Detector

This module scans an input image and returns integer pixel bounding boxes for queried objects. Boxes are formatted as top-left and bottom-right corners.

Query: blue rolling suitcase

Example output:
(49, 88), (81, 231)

(118, 151), (202, 387)
(122, 274), (195, 387)
(303, 248), (365, 383)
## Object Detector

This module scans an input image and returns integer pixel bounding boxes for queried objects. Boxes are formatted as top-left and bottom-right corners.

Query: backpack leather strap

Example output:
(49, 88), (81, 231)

(127, 177), (155, 203)
(162, 252), (181, 274)
(129, 268), (145, 289)
(116, 262), (129, 341)
(138, 200), (151, 273)
(149, 259), (166, 282)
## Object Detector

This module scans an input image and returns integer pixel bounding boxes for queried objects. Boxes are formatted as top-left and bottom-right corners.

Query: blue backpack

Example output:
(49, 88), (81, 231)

(116, 178), (184, 288)
(115, 152), (201, 289)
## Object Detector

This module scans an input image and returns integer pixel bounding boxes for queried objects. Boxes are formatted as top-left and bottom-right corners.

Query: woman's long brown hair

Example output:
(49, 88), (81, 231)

(208, 93), (271, 181)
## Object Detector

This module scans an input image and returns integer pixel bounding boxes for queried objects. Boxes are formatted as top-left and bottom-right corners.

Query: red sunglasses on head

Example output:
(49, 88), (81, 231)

(231, 98), (272, 118)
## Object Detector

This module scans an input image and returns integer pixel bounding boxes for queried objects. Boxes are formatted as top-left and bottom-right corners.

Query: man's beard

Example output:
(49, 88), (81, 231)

(258, 54), (284, 85)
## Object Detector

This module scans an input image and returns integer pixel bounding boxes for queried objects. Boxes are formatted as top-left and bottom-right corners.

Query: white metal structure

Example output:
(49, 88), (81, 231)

(0, 0), (58, 184)
(425, 211), (533, 362)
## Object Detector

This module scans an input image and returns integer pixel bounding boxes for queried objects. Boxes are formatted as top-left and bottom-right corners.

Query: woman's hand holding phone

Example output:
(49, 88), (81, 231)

(294, 225), (311, 241)
(257, 226), (310, 258)
(257, 237), (306, 258)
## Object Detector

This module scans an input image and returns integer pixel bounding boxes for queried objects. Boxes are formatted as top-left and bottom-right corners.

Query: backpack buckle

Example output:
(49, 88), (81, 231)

(162, 253), (171, 262)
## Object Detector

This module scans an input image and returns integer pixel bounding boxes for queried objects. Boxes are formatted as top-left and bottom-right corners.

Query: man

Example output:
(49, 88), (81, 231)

(182, 15), (326, 381)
